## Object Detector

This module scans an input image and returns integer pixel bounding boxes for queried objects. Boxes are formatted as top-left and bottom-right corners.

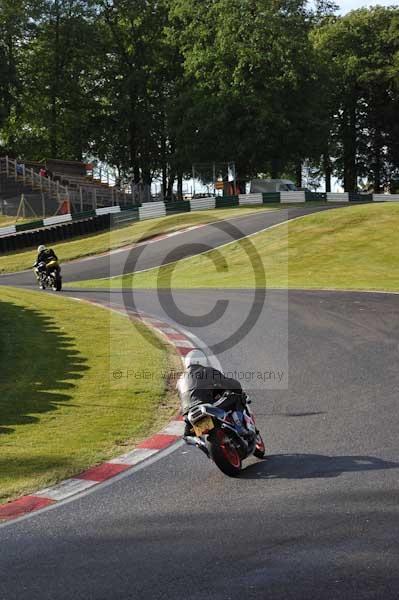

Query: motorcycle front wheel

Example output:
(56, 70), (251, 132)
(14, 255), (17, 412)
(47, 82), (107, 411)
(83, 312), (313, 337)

(208, 429), (242, 477)
(254, 432), (266, 459)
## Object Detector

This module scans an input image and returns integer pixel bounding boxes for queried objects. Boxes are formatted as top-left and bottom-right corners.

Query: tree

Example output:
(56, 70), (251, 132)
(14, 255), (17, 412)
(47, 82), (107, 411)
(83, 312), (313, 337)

(1, 0), (101, 160)
(314, 7), (399, 191)
(168, 0), (328, 185)
(0, 1), (39, 146)
(90, 0), (174, 187)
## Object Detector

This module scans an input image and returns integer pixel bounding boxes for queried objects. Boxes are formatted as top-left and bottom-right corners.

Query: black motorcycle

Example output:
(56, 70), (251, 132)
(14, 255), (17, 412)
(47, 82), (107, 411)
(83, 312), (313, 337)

(35, 259), (62, 291)
(184, 392), (265, 476)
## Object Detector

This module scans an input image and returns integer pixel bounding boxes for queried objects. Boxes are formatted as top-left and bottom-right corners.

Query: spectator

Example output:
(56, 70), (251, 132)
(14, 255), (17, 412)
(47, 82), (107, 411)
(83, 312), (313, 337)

(39, 167), (48, 177)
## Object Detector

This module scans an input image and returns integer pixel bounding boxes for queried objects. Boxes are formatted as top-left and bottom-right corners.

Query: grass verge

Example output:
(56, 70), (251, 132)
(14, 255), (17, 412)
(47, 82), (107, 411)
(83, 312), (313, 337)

(0, 205), (282, 274)
(0, 216), (30, 227)
(0, 286), (179, 504)
(71, 203), (399, 292)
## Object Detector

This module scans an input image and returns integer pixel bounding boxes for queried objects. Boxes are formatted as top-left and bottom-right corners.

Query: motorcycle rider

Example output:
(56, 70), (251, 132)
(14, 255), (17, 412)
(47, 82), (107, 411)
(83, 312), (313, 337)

(34, 245), (59, 288)
(177, 349), (248, 438)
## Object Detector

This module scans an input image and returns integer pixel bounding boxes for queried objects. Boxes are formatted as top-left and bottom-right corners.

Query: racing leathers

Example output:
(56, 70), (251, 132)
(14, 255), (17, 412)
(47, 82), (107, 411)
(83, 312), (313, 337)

(177, 364), (246, 436)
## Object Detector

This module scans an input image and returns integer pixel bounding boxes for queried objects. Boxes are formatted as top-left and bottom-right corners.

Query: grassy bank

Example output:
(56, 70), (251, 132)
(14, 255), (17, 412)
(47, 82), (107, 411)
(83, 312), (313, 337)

(72, 203), (399, 292)
(0, 287), (179, 504)
(0, 216), (30, 227)
(0, 205), (280, 274)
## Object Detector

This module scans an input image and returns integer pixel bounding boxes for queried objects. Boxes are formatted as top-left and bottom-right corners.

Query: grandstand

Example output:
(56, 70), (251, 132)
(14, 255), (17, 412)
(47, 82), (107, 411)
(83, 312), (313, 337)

(0, 156), (136, 217)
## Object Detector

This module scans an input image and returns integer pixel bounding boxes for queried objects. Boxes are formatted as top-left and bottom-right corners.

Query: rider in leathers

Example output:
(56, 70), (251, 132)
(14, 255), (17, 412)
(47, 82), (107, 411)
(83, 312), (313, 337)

(177, 349), (247, 437)
(34, 244), (59, 287)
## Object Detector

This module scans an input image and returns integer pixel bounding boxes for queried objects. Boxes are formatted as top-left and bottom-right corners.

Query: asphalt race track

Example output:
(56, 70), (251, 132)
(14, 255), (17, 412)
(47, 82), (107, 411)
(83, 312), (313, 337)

(1, 205), (398, 600)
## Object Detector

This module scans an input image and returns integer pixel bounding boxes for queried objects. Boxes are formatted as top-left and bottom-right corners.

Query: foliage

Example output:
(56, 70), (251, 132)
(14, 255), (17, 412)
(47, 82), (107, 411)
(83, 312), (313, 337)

(313, 7), (399, 191)
(0, 1), (398, 191)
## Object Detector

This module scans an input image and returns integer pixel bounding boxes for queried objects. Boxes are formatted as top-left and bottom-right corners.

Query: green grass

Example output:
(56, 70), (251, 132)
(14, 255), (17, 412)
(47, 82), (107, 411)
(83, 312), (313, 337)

(0, 215), (30, 227)
(0, 205), (282, 274)
(0, 287), (180, 505)
(72, 203), (399, 292)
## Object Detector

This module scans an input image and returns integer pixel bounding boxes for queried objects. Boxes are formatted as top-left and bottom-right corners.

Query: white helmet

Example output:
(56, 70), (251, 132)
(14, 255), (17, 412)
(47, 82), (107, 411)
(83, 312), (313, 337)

(184, 349), (209, 370)
(38, 245), (46, 253)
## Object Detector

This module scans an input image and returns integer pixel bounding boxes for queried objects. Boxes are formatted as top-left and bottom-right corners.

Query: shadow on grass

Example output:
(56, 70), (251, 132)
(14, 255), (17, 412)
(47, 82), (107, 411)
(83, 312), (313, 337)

(0, 300), (88, 435)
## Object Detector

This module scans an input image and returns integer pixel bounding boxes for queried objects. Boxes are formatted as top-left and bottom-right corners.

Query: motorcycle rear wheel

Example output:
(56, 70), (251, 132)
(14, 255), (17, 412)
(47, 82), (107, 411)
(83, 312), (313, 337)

(208, 429), (242, 477)
(52, 274), (62, 292)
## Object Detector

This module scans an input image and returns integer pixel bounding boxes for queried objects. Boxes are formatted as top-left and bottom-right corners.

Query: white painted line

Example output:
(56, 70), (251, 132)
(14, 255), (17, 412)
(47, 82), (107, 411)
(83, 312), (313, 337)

(161, 421), (185, 436)
(35, 478), (97, 501)
(109, 448), (158, 465)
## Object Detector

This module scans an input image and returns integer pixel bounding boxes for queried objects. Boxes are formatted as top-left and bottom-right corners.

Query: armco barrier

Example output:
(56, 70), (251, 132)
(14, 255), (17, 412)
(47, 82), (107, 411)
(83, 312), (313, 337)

(112, 208), (140, 226)
(349, 193), (372, 202)
(15, 220), (44, 232)
(239, 194), (262, 205)
(43, 214), (73, 227)
(306, 191), (327, 201)
(280, 191), (306, 203)
(373, 194), (399, 202)
(95, 206), (121, 216)
(139, 201), (166, 220)
(216, 196), (239, 208)
(165, 201), (191, 214)
(0, 225), (16, 237)
(72, 210), (96, 220)
(0, 214), (111, 254)
(263, 193), (280, 203)
(190, 197), (216, 211)
(327, 192), (349, 202)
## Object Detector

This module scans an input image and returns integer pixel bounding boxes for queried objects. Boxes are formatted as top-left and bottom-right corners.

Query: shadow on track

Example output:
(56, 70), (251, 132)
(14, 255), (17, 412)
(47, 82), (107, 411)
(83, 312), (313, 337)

(241, 453), (399, 480)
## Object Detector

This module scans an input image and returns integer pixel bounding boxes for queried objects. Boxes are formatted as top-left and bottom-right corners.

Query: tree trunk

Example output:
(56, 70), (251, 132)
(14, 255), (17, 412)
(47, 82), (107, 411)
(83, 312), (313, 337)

(271, 159), (280, 179)
(161, 135), (167, 200)
(295, 162), (302, 188)
(50, 0), (61, 158)
(343, 99), (357, 192)
(177, 172), (183, 201)
(128, 120), (141, 185)
(373, 129), (382, 193)
(323, 152), (331, 193)
(166, 170), (176, 200)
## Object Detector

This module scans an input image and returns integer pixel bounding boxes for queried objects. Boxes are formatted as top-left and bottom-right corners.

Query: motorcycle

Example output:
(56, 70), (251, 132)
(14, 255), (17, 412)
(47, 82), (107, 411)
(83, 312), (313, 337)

(35, 259), (62, 291)
(184, 392), (265, 476)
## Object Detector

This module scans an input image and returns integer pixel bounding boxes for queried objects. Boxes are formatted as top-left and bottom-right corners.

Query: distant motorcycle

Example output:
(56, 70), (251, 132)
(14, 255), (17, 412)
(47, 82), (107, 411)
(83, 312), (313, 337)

(35, 259), (62, 291)
(184, 392), (265, 476)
